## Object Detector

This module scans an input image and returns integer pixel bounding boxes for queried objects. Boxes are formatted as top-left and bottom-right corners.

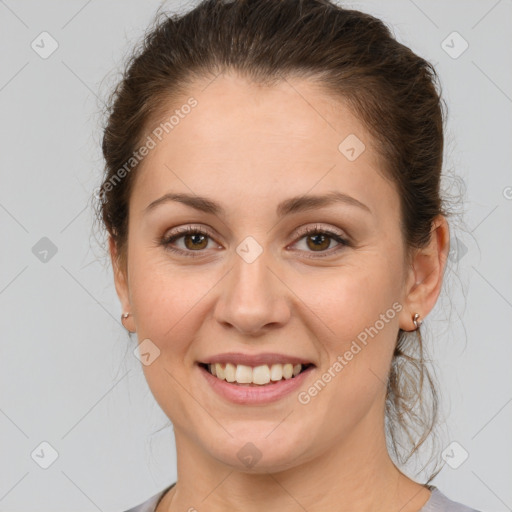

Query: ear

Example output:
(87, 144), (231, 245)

(399, 215), (450, 331)
(109, 236), (136, 332)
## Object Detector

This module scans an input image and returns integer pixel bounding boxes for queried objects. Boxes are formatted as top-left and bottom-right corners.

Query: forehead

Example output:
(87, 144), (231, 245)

(148, 73), (376, 159)
(131, 72), (396, 216)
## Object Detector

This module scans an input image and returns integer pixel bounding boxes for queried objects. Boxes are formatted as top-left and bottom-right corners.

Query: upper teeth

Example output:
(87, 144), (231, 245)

(208, 363), (303, 385)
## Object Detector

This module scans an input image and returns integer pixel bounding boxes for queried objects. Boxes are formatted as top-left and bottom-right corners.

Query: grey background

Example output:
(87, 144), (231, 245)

(0, 0), (511, 511)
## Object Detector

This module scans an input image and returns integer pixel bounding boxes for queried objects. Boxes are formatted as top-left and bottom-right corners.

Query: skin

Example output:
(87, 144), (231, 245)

(110, 72), (450, 512)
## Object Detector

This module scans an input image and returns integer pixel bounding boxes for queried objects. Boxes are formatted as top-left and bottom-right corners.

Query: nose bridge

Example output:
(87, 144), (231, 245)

(214, 238), (290, 334)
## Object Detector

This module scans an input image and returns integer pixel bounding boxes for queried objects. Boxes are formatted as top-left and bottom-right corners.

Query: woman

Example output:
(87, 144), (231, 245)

(97, 0), (481, 510)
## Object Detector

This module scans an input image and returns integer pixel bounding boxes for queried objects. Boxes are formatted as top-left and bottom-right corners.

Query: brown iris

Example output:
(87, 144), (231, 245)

(184, 233), (208, 250)
(306, 233), (331, 251)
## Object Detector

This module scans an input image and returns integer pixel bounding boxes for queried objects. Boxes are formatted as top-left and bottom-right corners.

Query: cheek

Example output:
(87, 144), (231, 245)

(297, 257), (402, 344)
(128, 256), (210, 419)
(127, 254), (227, 374)
(292, 269), (400, 437)
(127, 246), (196, 342)
(293, 253), (402, 400)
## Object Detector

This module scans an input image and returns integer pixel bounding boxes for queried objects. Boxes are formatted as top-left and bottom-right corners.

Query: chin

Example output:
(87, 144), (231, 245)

(202, 430), (310, 473)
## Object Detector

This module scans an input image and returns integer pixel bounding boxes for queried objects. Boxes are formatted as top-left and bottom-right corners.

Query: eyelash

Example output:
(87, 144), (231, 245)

(160, 224), (350, 259)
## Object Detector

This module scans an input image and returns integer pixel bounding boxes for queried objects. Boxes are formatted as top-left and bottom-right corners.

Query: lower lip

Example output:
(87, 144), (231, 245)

(198, 364), (315, 405)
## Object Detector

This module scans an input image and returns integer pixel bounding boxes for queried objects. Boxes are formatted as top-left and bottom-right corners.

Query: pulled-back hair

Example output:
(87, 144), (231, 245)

(97, 0), (448, 482)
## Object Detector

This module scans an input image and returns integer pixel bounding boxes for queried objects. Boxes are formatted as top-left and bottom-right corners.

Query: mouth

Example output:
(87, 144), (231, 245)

(198, 362), (315, 386)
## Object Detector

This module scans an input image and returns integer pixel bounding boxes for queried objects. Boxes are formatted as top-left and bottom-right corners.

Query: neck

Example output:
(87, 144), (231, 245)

(158, 410), (432, 512)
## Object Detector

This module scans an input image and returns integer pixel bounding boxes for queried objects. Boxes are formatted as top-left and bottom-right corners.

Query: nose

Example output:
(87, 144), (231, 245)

(213, 249), (291, 336)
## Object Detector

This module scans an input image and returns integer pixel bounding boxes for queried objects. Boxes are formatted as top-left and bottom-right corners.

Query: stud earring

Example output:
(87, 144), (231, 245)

(412, 313), (422, 330)
(121, 312), (135, 333)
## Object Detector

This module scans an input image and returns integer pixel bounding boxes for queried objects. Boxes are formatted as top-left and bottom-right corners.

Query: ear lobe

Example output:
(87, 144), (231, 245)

(399, 215), (450, 330)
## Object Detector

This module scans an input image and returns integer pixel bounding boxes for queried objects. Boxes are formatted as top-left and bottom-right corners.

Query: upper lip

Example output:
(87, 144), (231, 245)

(199, 352), (315, 367)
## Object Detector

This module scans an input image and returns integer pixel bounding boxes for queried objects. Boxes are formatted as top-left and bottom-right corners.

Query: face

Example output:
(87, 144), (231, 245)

(112, 72), (421, 472)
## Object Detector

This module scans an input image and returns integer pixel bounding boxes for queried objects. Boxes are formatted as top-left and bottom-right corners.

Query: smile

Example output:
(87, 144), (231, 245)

(197, 361), (316, 405)
(199, 362), (314, 386)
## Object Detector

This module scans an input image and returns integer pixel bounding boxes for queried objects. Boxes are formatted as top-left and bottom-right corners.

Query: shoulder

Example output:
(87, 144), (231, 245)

(421, 485), (483, 512)
(122, 483), (176, 512)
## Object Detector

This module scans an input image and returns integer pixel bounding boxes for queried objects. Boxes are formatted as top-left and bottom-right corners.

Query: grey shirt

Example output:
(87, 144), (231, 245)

(123, 483), (482, 512)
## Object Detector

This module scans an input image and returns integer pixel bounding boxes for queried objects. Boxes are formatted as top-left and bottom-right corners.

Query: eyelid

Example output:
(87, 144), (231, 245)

(292, 223), (348, 242)
(163, 224), (218, 241)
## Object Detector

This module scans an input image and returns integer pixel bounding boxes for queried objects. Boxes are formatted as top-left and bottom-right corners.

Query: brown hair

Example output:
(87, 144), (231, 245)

(96, 0), (448, 482)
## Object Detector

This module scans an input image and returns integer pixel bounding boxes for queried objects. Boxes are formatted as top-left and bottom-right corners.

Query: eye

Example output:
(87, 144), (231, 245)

(289, 224), (350, 258)
(160, 225), (220, 258)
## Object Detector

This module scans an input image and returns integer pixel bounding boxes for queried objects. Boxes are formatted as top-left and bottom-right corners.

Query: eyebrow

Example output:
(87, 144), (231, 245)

(144, 190), (371, 217)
